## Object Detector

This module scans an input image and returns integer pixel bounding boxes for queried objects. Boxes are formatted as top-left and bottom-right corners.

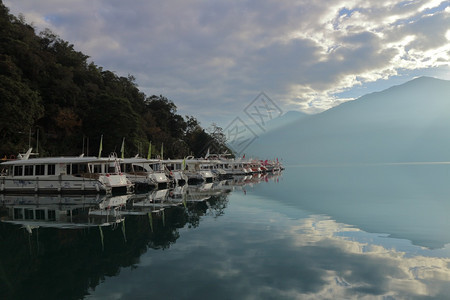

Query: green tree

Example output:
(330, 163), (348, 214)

(0, 0), (224, 157)
(0, 75), (44, 154)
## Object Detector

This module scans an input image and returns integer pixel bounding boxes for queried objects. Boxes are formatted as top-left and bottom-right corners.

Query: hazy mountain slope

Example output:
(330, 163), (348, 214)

(241, 110), (310, 140)
(262, 110), (310, 132)
(247, 77), (450, 164)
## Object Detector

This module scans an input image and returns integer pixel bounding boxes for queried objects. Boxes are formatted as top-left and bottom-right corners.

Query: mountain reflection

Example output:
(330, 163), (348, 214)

(256, 164), (450, 249)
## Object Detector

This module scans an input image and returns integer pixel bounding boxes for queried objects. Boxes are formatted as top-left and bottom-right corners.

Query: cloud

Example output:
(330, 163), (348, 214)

(4, 0), (450, 124)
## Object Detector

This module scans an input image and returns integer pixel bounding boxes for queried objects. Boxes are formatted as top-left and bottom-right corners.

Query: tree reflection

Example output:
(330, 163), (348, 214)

(0, 174), (275, 299)
(0, 192), (231, 299)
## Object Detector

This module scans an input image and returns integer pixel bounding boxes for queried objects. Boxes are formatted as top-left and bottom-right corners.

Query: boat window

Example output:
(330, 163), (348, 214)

(176, 163), (182, 170)
(47, 210), (56, 221)
(108, 165), (116, 173)
(14, 208), (23, 219)
(134, 165), (145, 172)
(13, 165), (23, 176)
(35, 164), (45, 175)
(66, 164), (72, 175)
(35, 209), (46, 220)
(93, 164), (102, 173)
(73, 164), (87, 174)
(24, 165), (33, 176)
(47, 164), (56, 175)
(24, 208), (34, 220)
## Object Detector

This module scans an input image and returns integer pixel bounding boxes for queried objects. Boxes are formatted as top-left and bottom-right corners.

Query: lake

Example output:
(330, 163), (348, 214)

(2, 164), (450, 299)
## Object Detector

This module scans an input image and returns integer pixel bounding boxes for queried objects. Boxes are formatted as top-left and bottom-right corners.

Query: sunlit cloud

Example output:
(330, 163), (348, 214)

(4, 0), (450, 125)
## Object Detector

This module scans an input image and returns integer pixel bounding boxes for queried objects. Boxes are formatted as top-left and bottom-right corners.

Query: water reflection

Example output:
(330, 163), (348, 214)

(3, 168), (450, 299)
(84, 186), (450, 300)
(0, 173), (271, 300)
(286, 214), (450, 298)
(0, 194), (128, 228)
(256, 165), (450, 249)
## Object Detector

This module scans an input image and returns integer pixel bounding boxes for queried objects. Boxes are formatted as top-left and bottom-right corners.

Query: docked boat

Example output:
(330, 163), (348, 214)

(184, 157), (215, 184)
(162, 159), (189, 186)
(0, 149), (133, 195)
(216, 159), (251, 176)
(120, 157), (172, 190)
(248, 160), (263, 174)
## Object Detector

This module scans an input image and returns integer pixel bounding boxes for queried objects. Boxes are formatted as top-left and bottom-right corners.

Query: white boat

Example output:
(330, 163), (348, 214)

(184, 157), (215, 184)
(216, 159), (251, 176)
(162, 159), (189, 186)
(204, 153), (252, 176)
(120, 157), (172, 190)
(0, 149), (133, 195)
(205, 159), (227, 177)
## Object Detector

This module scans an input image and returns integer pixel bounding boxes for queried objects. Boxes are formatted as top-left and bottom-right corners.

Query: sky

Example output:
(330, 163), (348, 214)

(4, 0), (450, 127)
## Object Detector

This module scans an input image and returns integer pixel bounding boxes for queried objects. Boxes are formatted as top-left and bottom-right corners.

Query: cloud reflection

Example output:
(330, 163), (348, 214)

(287, 215), (450, 299)
(88, 203), (450, 299)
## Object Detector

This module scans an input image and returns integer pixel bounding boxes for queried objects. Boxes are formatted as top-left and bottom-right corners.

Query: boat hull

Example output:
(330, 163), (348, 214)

(0, 174), (131, 195)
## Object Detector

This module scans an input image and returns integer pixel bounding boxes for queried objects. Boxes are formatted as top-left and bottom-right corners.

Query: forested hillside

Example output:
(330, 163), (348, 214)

(0, 1), (229, 158)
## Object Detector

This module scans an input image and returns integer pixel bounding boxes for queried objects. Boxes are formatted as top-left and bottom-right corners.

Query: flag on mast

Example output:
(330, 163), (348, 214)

(120, 138), (125, 159)
(147, 141), (152, 159)
(98, 135), (103, 158)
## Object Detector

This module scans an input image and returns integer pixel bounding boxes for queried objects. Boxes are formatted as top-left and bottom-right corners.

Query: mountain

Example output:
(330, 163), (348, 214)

(246, 77), (450, 164)
(248, 77), (450, 249)
(243, 110), (310, 138)
(263, 110), (310, 131)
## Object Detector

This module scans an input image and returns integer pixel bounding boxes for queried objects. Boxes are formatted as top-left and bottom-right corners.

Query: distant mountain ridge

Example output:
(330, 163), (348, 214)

(244, 110), (310, 137)
(247, 76), (450, 164)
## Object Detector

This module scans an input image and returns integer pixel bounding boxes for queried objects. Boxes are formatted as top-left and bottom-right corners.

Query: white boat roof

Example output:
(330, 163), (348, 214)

(162, 159), (184, 163)
(0, 156), (116, 166)
(120, 157), (162, 164)
(185, 158), (217, 164)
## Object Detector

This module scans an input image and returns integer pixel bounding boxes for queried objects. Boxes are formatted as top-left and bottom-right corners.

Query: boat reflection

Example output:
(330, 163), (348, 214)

(0, 194), (131, 228)
(0, 172), (280, 300)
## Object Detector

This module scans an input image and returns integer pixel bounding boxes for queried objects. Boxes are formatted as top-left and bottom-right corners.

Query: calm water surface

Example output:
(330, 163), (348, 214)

(2, 165), (450, 299)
